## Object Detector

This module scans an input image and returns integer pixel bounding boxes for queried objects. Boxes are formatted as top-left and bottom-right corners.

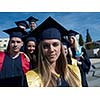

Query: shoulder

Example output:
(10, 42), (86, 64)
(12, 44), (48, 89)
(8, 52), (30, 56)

(80, 46), (86, 52)
(26, 69), (43, 87)
(68, 64), (80, 74)
(67, 64), (81, 82)
(0, 52), (5, 58)
(20, 52), (30, 62)
(71, 58), (77, 66)
(0, 51), (5, 54)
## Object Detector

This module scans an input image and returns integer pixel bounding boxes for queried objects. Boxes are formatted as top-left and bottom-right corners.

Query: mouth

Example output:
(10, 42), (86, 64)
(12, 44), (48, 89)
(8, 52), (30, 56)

(48, 54), (56, 58)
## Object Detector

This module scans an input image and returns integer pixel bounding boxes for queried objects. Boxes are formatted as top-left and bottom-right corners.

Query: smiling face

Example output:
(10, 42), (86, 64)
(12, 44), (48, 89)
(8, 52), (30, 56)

(42, 39), (61, 63)
(26, 41), (36, 54)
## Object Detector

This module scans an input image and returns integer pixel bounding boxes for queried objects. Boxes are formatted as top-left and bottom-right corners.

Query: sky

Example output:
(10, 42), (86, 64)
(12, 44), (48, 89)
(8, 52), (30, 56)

(0, 12), (100, 42)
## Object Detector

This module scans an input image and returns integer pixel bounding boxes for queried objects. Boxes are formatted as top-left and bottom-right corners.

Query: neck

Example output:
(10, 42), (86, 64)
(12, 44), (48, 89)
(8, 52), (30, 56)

(49, 62), (57, 74)
(9, 51), (20, 59)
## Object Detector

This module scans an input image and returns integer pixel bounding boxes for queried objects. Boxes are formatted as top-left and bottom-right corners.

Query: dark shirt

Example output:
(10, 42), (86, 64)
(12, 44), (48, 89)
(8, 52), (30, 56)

(57, 75), (69, 87)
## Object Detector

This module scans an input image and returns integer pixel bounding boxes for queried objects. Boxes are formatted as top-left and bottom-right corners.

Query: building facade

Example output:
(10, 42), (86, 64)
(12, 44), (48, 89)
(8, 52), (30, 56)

(0, 38), (9, 51)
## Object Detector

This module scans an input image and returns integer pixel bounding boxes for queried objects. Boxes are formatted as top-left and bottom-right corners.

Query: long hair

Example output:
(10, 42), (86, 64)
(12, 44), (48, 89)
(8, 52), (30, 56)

(38, 41), (81, 87)
(72, 36), (80, 51)
(24, 41), (38, 69)
(68, 36), (80, 58)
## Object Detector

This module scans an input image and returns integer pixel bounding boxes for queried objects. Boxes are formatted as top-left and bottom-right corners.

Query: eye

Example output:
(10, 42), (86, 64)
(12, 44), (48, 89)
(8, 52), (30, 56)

(11, 40), (15, 43)
(52, 42), (60, 47)
(16, 41), (21, 43)
(43, 43), (50, 49)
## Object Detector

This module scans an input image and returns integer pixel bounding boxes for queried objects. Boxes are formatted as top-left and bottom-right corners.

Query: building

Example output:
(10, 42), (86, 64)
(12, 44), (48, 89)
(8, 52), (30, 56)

(0, 37), (9, 51)
(85, 40), (100, 58)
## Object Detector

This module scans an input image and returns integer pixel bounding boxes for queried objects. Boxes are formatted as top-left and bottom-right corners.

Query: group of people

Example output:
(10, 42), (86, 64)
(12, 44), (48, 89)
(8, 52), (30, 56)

(0, 16), (91, 87)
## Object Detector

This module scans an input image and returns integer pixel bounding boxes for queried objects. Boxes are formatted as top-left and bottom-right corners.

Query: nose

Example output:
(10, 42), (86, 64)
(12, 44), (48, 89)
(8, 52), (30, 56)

(14, 42), (18, 46)
(49, 45), (54, 52)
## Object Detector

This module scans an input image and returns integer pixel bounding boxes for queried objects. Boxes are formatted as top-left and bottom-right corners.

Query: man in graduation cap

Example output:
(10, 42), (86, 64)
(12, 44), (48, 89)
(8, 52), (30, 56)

(26, 16), (38, 34)
(15, 20), (29, 32)
(67, 29), (91, 87)
(0, 27), (30, 87)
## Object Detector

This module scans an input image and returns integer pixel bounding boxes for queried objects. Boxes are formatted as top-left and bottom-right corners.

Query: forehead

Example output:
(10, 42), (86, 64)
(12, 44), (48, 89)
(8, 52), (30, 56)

(42, 39), (61, 43)
(30, 22), (36, 24)
(63, 45), (67, 48)
(10, 37), (22, 41)
(68, 36), (75, 39)
(27, 41), (36, 44)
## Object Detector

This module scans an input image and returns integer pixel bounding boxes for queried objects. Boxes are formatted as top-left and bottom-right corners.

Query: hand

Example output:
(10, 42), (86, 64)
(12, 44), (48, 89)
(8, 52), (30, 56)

(77, 61), (82, 65)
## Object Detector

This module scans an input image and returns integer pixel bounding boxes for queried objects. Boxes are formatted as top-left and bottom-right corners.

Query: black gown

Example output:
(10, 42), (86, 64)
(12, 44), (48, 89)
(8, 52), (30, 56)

(0, 53), (28, 87)
(71, 47), (91, 87)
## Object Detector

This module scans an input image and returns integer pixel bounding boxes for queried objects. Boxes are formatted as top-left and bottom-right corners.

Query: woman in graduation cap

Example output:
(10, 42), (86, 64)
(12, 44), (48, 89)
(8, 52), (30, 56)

(26, 28), (82, 87)
(68, 30), (91, 87)
(24, 36), (38, 69)
(0, 27), (30, 87)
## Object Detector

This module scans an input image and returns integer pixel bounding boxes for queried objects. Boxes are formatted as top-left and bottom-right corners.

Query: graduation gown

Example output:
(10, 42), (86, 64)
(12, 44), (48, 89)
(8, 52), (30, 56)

(70, 47), (91, 87)
(0, 52), (30, 87)
(26, 64), (81, 87)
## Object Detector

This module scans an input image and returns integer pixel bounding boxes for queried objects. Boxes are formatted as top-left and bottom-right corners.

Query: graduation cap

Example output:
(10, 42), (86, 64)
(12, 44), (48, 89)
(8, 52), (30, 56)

(15, 20), (29, 29)
(25, 36), (37, 43)
(62, 38), (71, 48)
(29, 16), (68, 41)
(26, 16), (38, 23)
(40, 28), (61, 40)
(68, 30), (79, 37)
(3, 27), (27, 39)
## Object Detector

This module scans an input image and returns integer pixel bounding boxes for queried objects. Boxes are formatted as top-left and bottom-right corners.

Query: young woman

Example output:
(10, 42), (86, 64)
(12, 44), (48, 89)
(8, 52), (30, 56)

(26, 28), (82, 87)
(68, 30), (91, 87)
(24, 37), (38, 69)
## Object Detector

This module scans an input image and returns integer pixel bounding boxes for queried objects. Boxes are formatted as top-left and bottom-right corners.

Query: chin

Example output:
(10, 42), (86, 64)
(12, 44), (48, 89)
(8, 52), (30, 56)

(49, 58), (57, 63)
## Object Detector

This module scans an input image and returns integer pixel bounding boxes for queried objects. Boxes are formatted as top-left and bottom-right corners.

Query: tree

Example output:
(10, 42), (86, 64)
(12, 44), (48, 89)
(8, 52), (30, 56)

(85, 29), (93, 49)
(79, 34), (84, 46)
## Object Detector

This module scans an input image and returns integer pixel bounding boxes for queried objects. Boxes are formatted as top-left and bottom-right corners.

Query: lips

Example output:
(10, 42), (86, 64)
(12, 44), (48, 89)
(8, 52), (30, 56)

(48, 54), (56, 58)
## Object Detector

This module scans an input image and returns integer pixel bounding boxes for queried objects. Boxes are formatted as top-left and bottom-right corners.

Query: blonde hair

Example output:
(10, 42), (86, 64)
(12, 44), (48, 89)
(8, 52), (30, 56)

(68, 36), (80, 57)
(38, 41), (81, 87)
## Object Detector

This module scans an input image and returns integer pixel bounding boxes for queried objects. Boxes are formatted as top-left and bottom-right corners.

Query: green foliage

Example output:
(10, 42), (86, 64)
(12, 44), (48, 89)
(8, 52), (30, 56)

(79, 34), (84, 46)
(85, 29), (93, 49)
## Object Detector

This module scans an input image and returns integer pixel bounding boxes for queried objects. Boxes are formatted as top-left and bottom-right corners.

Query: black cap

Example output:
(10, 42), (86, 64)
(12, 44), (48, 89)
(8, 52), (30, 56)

(3, 27), (27, 39)
(68, 30), (79, 37)
(26, 16), (38, 23)
(25, 37), (37, 43)
(15, 20), (29, 29)
(29, 16), (68, 40)
(40, 28), (61, 41)
(62, 38), (71, 48)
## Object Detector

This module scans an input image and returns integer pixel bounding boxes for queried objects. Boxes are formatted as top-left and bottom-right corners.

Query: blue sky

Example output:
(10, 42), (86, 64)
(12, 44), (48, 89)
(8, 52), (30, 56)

(0, 12), (100, 41)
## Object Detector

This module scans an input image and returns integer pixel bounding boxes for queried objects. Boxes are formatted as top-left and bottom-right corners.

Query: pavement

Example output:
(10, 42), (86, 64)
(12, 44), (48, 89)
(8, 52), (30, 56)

(86, 58), (100, 87)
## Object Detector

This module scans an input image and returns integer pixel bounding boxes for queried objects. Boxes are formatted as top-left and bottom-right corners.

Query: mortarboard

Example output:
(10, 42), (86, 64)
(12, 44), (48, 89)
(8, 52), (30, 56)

(40, 28), (61, 41)
(3, 27), (27, 39)
(62, 38), (71, 48)
(68, 30), (79, 37)
(15, 20), (29, 29)
(26, 16), (38, 23)
(29, 16), (68, 40)
(25, 37), (37, 43)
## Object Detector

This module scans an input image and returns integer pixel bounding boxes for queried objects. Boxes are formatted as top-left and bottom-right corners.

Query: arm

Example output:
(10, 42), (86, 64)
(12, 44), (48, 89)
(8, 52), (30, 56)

(80, 47), (91, 73)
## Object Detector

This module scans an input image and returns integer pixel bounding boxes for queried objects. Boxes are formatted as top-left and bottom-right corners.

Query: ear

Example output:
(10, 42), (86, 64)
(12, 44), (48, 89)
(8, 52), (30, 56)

(21, 41), (24, 47)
